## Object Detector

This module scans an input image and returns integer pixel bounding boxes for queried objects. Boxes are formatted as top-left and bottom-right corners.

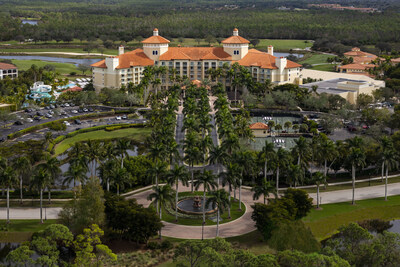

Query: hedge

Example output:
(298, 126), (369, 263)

(7, 110), (129, 139)
(105, 123), (142, 131)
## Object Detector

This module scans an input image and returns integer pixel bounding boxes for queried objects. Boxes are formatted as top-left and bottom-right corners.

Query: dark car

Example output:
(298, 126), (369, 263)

(347, 125), (357, 132)
(122, 115), (128, 120)
(45, 106), (51, 110)
(49, 104), (55, 109)
(34, 116), (41, 121)
(25, 108), (32, 113)
(36, 111), (43, 116)
(14, 121), (24, 125)
(88, 107), (94, 112)
(0, 137), (5, 143)
(74, 119), (82, 125)
(78, 109), (84, 113)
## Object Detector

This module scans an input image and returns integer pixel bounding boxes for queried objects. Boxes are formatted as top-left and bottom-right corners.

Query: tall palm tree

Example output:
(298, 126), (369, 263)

(38, 156), (61, 204)
(273, 148), (291, 195)
(12, 156), (31, 204)
(382, 148), (398, 201)
(220, 162), (240, 218)
(208, 145), (229, 187)
(147, 185), (175, 239)
(115, 139), (131, 169)
(251, 180), (276, 204)
(380, 136), (393, 183)
(0, 165), (17, 224)
(288, 164), (304, 188)
(166, 164), (189, 222)
(84, 140), (102, 177)
(347, 147), (366, 205)
(184, 145), (201, 192)
(293, 136), (311, 170)
(317, 137), (337, 177)
(194, 170), (217, 234)
(109, 164), (131, 195)
(147, 161), (167, 212)
(206, 189), (230, 237)
(312, 171), (327, 208)
(31, 168), (50, 223)
(261, 141), (275, 182)
(63, 162), (88, 199)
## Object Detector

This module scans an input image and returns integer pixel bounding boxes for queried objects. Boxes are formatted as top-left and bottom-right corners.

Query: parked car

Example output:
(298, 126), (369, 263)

(78, 109), (84, 113)
(14, 120), (23, 125)
(45, 106), (51, 110)
(88, 107), (94, 112)
(36, 111), (43, 116)
(70, 103), (75, 107)
(25, 108), (32, 113)
(83, 108), (88, 112)
(34, 116), (41, 121)
(64, 103), (70, 107)
(60, 104), (65, 108)
(49, 104), (55, 109)
(116, 116), (122, 120)
(48, 110), (54, 115)
(61, 111), (67, 115)
(63, 121), (71, 126)
(45, 114), (53, 118)
(74, 119), (81, 125)
(71, 110), (78, 114)
(26, 118), (34, 123)
(122, 115), (128, 120)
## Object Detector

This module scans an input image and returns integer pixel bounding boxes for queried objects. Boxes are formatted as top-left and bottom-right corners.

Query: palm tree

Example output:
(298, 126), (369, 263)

(31, 168), (50, 223)
(382, 148), (398, 201)
(267, 120), (275, 136)
(147, 161), (167, 212)
(261, 141), (275, 182)
(115, 139), (131, 169)
(109, 164), (131, 195)
(274, 124), (282, 133)
(206, 189), (230, 237)
(166, 164), (189, 222)
(194, 170), (217, 230)
(208, 145), (229, 187)
(273, 148), (290, 195)
(38, 156), (61, 204)
(220, 162), (240, 218)
(0, 165), (17, 224)
(184, 145), (201, 192)
(347, 147), (366, 205)
(12, 156), (31, 204)
(312, 172), (327, 208)
(288, 164), (304, 188)
(252, 180), (276, 204)
(84, 140), (102, 177)
(284, 121), (292, 133)
(317, 137), (337, 177)
(293, 136), (311, 168)
(63, 162), (88, 199)
(147, 184), (175, 239)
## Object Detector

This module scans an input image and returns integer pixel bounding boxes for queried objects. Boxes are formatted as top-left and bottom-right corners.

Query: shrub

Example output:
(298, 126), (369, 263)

(160, 240), (173, 251)
(105, 126), (122, 131)
(69, 72), (77, 76)
(147, 242), (159, 250)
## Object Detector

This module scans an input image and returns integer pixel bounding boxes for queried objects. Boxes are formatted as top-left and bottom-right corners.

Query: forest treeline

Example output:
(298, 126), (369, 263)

(0, 0), (399, 45)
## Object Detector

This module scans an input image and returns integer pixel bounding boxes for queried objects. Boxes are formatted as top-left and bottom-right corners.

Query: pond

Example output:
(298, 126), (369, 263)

(0, 55), (100, 67)
(388, 219), (400, 234)
(274, 52), (304, 58)
(21, 19), (39, 25)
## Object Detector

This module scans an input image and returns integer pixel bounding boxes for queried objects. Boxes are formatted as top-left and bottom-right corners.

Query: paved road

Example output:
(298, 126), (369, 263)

(0, 207), (62, 220)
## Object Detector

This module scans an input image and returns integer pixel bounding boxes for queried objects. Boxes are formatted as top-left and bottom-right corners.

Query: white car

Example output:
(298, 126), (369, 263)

(71, 110), (78, 114)
(116, 116), (122, 120)
(64, 103), (70, 107)
(26, 118), (34, 123)
(63, 121), (71, 126)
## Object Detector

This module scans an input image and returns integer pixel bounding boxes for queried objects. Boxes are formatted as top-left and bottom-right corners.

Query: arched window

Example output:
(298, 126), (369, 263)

(153, 50), (158, 55)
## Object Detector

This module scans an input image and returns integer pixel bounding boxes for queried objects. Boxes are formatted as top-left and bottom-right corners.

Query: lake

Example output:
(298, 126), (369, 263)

(0, 55), (100, 67)
(21, 19), (39, 25)
(274, 52), (304, 58)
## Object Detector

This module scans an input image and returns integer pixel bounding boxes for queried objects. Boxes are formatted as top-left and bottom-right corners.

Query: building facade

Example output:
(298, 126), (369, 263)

(91, 28), (302, 90)
(0, 62), (18, 80)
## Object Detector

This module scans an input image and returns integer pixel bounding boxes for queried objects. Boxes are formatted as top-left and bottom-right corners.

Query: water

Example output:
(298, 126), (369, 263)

(21, 19), (39, 25)
(0, 55), (100, 67)
(177, 198), (216, 214)
(274, 52), (304, 58)
(388, 220), (400, 234)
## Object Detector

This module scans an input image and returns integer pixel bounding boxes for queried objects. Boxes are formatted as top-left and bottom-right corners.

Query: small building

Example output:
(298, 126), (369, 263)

(344, 47), (377, 64)
(249, 122), (269, 137)
(0, 62), (18, 80)
(338, 63), (375, 75)
(300, 78), (383, 104)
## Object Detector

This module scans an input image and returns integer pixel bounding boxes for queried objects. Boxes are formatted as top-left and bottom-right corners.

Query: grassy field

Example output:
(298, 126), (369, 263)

(303, 195), (400, 240)
(310, 64), (336, 72)
(54, 127), (152, 155)
(299, 53), (332, 65)
(0, 219), (57, 242)
(10, 59), (80, 75)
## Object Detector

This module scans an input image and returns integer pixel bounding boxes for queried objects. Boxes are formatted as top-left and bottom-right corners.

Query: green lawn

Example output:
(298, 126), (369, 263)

(0, 219), (57, 242)
(11, 59), (81, 75)
(303, 195), (400, 240)
(54, 127), (152, 155)
(310, 64), (336, 72)
(299, 53), (332, 65)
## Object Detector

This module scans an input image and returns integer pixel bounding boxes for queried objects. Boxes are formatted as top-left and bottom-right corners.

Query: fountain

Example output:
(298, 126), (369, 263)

(193, 196), (202, 208)
(177, 196), (217, 215)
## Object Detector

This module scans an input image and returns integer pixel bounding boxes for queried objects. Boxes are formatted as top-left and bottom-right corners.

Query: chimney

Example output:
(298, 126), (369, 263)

(153, 28), (159, 36)
(268, 45), (274, 56)
(276, 57), (287, 72)
(233, 28), (239, 36)
(118, 45), (124, 55)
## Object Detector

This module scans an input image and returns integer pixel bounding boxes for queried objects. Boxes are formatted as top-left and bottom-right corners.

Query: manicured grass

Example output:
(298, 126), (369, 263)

(299, 53), (332, 65)
(0, 219), (57, 242)
(0, 190), (74, 200)
(310, 64), (336, 72)
(54, 127), (152, 155)
(10, 59), (81, 75)
(226, 230), (275, 255)
(303, 195), (400, 240)
(160, 192), (245, 226)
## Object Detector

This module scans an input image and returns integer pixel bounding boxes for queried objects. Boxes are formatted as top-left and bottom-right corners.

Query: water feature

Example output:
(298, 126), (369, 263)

(177, 197), (217, 215)
(274, 52), (304, 58)
(388, 220), (400, 234)
(21, 19), (39, 25)
(0, 55), (100, 67)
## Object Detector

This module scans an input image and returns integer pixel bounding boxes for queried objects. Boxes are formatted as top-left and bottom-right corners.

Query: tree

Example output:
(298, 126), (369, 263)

(282, 188), (313, 220)
(356, 93), (373, 109)
(312, 172), (327, 208)
(6, 245), (35, 266)
(206, 189), (230, 236)
(261, 141), (275, 182)
(252, 180), (277, 204)
(115, 139), (130, 169)
(74, 224), (117, 266)
(0, 164), (17, 224)
(284, 121), (292, 132)
(37, 155), (61, 204)
(220, 162), (240, 218)
(0, 110), (16, 128)
(208, 145), (228, 186)
(31, 168), (50, 223)
(205, 35), (216, 45)
(166, 164), (189, 222)
(250, 39), (260, 47)
(63, 161), (88, 199)
(347, 147), (366, 205)
(78, 64), (90, 75)
(382, 148), (398, 201)
(194, 170), (217, 238)
(147, 184), (175, 239)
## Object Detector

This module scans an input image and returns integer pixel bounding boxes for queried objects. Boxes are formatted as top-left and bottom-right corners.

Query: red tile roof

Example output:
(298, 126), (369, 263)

(249, 122), (269, 130)
(91, 49), (154, 69)
(159, 47), (232, 61)
(0, 63), (17, 70)
(339, 63), (375, 70)
(62, 86), (82, 92)
(142, 35), (170, 44)
(222, 35), (250, 44)
(238, 49), (302, 69)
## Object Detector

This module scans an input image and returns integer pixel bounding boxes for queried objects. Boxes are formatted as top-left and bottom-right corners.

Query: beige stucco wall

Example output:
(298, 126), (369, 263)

(252, 129), (269, 137)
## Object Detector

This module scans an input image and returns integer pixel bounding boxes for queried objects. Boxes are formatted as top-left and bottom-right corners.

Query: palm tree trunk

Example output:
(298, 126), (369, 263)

(385, 166), (388, 201)
(239, 179), (242, 210)
(216, 209), (220, 237)
(48, 188), (51, 204)
(276, 166), (280, 196)
(228, 186), (231, 218)
(6, 187), (10, 224)
(40, 189), (43, 223)
(117, 184), (120, 195)
(352, 165), (356, 205)
(20, 177), (23, 204)
(203, 189), (206, 224)
(159, 204), (162, 239)
(381, 162), (384, 182)
(191, 167), (194, 193)
(264, 159), (267, 182)
(233, 187), (236, 201)
(175, 181), (179, 222)
(317, 184), (320, 208)
(107, 180), (110, 191)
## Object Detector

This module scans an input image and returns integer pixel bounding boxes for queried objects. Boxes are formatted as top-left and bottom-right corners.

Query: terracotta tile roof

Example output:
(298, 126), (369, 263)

(238, 49), (302, 69)
(0, 62), (17, 70)
(62, 86), (82, 92)
(344, 50), (377, 59)
(221, 35), (250, 44)
(142, 35), (170, 44)
(91, 49), (154, 69)
(339, 63), (375, 70)
(159, 47), (232, 61)
(391, 58), (400, 64)
(249, 122), (269, 130)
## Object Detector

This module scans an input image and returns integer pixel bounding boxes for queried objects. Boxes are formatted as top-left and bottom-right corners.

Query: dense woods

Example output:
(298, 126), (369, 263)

(0, 0), (399, 45)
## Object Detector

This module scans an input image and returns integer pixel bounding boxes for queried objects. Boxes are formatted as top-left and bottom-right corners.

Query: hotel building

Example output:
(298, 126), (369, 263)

(91, 28), (302, 90)
(0, 62), (18, 80)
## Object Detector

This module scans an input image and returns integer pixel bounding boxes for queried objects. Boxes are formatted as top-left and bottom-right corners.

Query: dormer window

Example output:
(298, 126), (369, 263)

(234, 50), (240, 55)
(152, 50), (158, 55)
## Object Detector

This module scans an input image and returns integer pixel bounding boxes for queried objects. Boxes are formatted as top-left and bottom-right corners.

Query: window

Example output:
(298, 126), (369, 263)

(234, 50), (240, 55)
(152, 50), (158, 55)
